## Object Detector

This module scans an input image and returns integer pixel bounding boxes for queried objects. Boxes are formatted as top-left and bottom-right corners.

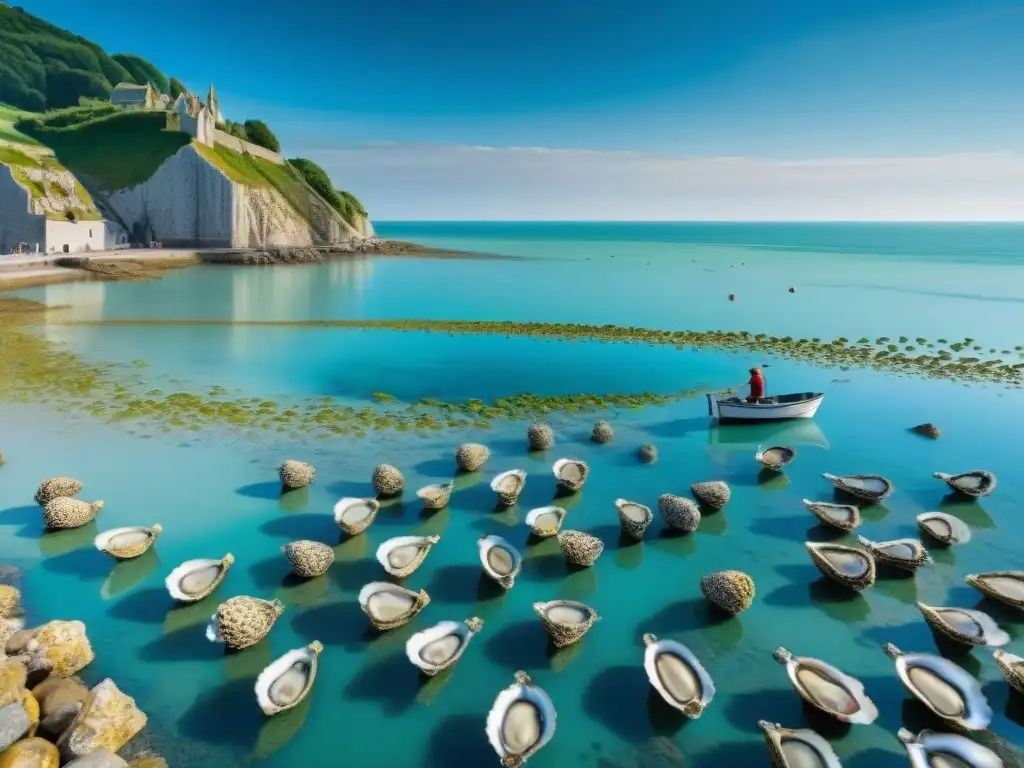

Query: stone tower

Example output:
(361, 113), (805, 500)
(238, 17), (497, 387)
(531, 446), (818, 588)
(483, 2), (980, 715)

(206, 83), (219, 124)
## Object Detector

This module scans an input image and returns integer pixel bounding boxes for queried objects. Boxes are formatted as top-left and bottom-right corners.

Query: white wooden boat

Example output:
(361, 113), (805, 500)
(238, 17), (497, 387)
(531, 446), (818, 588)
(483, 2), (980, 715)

(707, 392), (824, 422)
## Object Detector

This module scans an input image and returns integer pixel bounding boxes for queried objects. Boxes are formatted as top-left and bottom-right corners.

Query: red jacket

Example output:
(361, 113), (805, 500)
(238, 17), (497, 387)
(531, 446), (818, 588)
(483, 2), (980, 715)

(748, 373), (765, 399)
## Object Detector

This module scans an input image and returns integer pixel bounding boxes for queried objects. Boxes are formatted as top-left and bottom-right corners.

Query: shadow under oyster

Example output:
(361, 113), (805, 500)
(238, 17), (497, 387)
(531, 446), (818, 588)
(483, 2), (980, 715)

(758, 721), (842, 768)
(643, 633), (715, 717)
(882, 642), (992, 730)
(485, 670), (556, 766)
(772, 647), (878, 724)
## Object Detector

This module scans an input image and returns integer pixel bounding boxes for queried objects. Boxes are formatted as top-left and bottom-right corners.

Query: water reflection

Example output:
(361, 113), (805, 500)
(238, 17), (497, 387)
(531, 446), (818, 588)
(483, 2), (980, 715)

(708, 419), (830, 451)
(100, 549), (160, 600)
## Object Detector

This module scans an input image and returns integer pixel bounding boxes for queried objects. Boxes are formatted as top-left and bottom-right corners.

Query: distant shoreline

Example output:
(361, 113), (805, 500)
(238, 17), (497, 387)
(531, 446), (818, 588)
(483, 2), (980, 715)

(0, 239), (518, 291)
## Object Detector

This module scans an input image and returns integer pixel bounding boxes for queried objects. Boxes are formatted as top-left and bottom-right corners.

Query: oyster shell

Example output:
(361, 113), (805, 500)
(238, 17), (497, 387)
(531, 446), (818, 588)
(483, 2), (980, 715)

(376, 535), (440, 579)
(165, 553), (234, 603)
(637, 444), (658, 463)
(479, 535), (522, 589)
(94, 524), (162, 561)
(897, 728), (1003, 768)
(883, 642), (992, 730)
(772, 647), (878, 724)
(527, 423), (555, 451)
(591, 420), (614, 444)
(255, 641), (323, 716)
(805, 542), (876, 591)
(802, 499), (861, 532)
(615, 498), (653, 540)
(455, 443), (490, 472)
(485, 670), (556, 766)
(533, 600), (599, 648)
(966, 571), (1024, 610)
(700, 570), (755, 614)
(911, 423), (941, 439)
(916, 512), (972, 547)
(690, 480), (730, 510)
(283, 540), (334, 578)
(417, 482), (454, 511)
(934, 470), (996, 499)
(333, 497), (380, 536)
(856, 536), (931, 572)
(822, 473), (893, 503)
(756, 446), (797, 472)
(557, 530), (604, 567)
(916, 602), (1009, 648)
(42, 497), (103, 530)
(405, 617), (484, 676)
(658, 494), (700, 532)
(33, 476), (82, 507)
(491, 469), (527, 506)
(372, 464), (404, 497)
(758, 721), (842, 768)
(358, 581), (430, 631)
(551, 459), (589, 493)
(643, 633), (715, 717)
(206, 596), (285, 650)
(993, 649), (1024, 695)
(525, 506), (566, 538)
(278, 459), (314, 490)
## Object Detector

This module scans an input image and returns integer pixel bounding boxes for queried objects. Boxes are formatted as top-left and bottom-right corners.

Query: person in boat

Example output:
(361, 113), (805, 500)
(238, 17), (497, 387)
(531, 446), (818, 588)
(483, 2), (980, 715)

(744, 367), (765, 403)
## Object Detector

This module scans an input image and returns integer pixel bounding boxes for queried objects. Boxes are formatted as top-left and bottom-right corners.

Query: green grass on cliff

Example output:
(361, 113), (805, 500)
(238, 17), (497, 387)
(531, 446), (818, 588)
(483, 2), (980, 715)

(0, 143), (101, 220)
(0, 103), (41, 146)
(17, 107), (190, 192)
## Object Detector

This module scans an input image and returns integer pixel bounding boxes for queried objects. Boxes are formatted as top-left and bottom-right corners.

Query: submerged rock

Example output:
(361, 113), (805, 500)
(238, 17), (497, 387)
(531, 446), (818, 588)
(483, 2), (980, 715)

(455, 443), (490, 472)
(24, 620), (95, 678)
(33, 477), (82, 507)
(278, 460), (315, 490)
(372, 464), (404, 497)
(527, 423), (555, 451)
(911, 423), (941, 439)
(126, 756), (169, 768)
(591, 420), (615, 444)
(57, 679), (146, 762)
(0, 585), (20, 619)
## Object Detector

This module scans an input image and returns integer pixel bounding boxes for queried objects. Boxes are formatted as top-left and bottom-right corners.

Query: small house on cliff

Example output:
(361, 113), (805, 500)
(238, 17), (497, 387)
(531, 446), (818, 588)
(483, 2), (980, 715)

(109, 82), (159, 109)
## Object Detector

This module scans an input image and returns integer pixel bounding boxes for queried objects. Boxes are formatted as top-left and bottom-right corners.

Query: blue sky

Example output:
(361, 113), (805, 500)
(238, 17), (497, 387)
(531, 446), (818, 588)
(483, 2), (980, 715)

(21, 0), (1024, 219)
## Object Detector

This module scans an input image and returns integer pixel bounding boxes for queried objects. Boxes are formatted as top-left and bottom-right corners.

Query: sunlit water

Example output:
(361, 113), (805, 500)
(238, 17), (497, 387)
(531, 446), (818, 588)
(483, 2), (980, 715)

(2, 222), (1024, 767)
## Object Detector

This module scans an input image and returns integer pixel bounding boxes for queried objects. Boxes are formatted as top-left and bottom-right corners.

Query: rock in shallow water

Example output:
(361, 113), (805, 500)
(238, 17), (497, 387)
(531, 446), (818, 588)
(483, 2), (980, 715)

(24, 620), (94, 678)
(0, 701), (31, 753)
(0, 736), (60, 767)
(63, 750), (128, 767)
(32, 676), (89, 719)
(0, 585), (20, 619)
(57, 679), (146, 762)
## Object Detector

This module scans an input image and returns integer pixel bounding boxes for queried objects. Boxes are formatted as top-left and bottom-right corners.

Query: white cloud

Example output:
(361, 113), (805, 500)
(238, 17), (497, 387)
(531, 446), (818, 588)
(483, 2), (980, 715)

(300, 142), (1024, 221)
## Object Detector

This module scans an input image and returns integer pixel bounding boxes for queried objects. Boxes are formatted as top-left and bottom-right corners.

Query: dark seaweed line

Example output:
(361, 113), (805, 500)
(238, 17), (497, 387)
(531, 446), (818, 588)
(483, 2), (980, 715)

(47, 317), (1024, 385)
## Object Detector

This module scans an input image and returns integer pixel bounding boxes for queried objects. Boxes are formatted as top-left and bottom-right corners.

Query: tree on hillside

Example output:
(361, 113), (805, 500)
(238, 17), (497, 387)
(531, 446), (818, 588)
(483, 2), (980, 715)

(44, 64), (110, 109)
(112, 53), (168, 93)
(289, 158), (340, 208)
(243, 119), (280, 152)
(168, 76), (185, 99)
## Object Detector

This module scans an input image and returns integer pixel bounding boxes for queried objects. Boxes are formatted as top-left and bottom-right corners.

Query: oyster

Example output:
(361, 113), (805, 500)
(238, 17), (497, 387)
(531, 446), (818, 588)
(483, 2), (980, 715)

(527, 423), (555, 451)
(642, 633), (715, 717)
(165, 553), (234, 603)
(756, 446), (797, 472)
(455, 443), (490, 472)
(525, 506), (566, 538)
(278, 459), (314, 490)
(758, 721), (842, 768)
(802, 499), (861, 532)
(358, 581), (430, 631)
(882, 643), (992, 730)
(255, 641), (323, 716)
(485, 670), (556, 766)
(405, 617), (484, 676)
(637, 444), (658, 463)
(615, 498), (653, 540)
(491, 469), (527, 506)
(372, 464), (404, 497)
(658, 494), (700, 532)
(966, 571), (1024, 610)
(772, 647), (878, 724)
(33, 476), (82, 506)
(822, 473), (893, 503)
(206, 596), (285, 650)
(93, 524), (162, 560)
(591, 420), (614, 444)
(376, 535), (440, 579)
(897, 728), (1003, 768)
(283, 540), (334, 578)
(934, 470), (996, 499)
(479, 535), (522, 589)
(551, 459), (589, 493)
(916, 512), (971, 547)
(700, 570), (755, 614)
(417, 482), (454, 511)
(993, 649), (1024, 694)
(911, 423), (941, 439)
(42, 498), (103, 530)
(533, 600), (599, 648)
(915, 602), (1009, 648)
(557, 530), (604, 567)
(690, 480), (730, 510)
(333, 497), (380, 536)
(805, 542), (876, 591)
(856, 536), (931, 572)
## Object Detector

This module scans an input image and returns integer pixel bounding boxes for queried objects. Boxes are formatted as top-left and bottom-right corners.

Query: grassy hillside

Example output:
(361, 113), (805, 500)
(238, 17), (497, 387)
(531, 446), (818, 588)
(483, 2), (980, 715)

(0, 5), (168, 110)
(17, 105), (190, 192)
(290, 157), (368, 226)
(0, 103), (41, 145)
(0, 144), (101, 220)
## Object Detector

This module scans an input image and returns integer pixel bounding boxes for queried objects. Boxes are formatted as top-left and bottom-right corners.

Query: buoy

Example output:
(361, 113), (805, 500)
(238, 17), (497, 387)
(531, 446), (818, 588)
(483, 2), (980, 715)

(788, 287), (796, 293)
(728, 294), (735, 302)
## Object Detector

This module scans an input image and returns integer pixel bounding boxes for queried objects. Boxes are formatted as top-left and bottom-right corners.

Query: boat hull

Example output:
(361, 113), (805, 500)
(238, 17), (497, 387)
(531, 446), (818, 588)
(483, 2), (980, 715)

(708, 392), (824, 422)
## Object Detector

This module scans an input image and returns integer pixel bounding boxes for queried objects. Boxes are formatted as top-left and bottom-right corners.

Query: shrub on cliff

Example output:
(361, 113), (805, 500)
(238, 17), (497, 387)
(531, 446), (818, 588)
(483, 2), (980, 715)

(111, 53), (168, 93)
(338, 191), (367, 226)
(168, 76), (185, 99)
(243, 119), (280, 152)
(44, 64), (111, 109)
(289, 157), (341, 207)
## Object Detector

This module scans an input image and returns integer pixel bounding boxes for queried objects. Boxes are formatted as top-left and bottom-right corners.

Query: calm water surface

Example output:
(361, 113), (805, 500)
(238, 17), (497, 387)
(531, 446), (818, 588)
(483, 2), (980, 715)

(3, 223), (1024, 767)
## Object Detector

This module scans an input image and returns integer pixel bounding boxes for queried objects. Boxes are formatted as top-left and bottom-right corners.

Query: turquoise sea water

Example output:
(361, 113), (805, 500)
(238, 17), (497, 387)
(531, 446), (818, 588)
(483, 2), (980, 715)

(3, 222), (1024, 767)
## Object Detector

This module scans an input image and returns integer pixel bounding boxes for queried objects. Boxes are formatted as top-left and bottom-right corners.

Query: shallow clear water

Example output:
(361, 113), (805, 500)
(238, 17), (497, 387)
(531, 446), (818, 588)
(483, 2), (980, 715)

(3, 222), (1024, 767)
